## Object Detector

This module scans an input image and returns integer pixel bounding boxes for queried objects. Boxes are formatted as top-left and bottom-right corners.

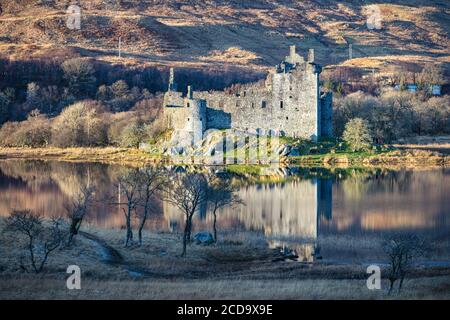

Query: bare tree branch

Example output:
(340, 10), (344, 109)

(5, 210), (65, 273)
(382, 233), (426, 294)
(164, 173), (208, 257)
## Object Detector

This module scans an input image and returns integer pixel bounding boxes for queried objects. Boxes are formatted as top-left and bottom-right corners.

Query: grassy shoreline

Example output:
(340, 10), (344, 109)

(0, 147), (166, 166)
(0, 146), (449, 168)
(288, 149), (450, 167)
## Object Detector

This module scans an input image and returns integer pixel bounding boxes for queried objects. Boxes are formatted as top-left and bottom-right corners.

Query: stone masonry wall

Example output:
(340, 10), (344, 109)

(164, 92), (206, 145)
(194, 61), (322, 140)
(320, 92), (333, 137)
(163, 47), (333, 142)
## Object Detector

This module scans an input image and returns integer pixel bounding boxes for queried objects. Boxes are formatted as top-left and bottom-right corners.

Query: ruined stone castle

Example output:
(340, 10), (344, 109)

(163, 46), (332, 143)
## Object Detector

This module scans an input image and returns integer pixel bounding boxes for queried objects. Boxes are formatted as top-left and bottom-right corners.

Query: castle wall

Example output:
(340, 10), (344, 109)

(162, 47), (333, 142)
(194, 86), (271, 134)
(163, 178), (320, 239)
(164, 92), (206, 145)
(320, 92), (333, 137)
(194, 61), (322, 140)
(187, 99), (206, 143)
(163, 176), (332, 261)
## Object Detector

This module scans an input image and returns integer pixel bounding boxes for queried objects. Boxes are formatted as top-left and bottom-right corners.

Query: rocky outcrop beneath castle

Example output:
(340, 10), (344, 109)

(148, 129), (293, 165)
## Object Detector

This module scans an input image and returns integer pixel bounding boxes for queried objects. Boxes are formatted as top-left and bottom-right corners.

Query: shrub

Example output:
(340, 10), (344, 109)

(0, 122), (20, 147)
(61, 58), (96, 97)
(334, 90), (449, 143)
(0, 88), (14, 125)
(0, 110), (51, 147)
(342, 118), (373, 152)
(110, 80), (130, 99)
(119, 121), (147, 148)
(51, 101), (107, 147)
(146, 117), (166, 144)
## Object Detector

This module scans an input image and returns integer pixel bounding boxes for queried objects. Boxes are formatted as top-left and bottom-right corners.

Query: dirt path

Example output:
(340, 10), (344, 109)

(79, 231), (157, 278)
(79, 231), (124, 265)
(78, 231), (449, 282)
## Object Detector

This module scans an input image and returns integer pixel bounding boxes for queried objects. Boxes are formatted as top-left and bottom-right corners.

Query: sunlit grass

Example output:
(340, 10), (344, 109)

(226, 164), (265, 176)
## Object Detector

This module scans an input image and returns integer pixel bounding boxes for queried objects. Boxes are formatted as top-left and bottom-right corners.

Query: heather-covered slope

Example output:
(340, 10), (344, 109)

(0, 0), (449, 75)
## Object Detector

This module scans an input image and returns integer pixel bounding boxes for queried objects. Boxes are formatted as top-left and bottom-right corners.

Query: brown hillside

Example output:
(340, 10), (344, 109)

(0, 0), (449, 76)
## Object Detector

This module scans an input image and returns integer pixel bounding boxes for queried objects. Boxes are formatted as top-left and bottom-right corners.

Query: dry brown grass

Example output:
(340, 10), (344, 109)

(393, 136), (450, 155)
(0, 147), (164, 166)
(0, 217), (449, 299)
(394, 144), (450, 155)
(199, 47), (261, 64)
(1, 276), (449, 300)
(0, 0), (448, 75)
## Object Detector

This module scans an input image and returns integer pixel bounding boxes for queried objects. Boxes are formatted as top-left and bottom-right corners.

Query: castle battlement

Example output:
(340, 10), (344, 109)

(163, 46), (333, 144)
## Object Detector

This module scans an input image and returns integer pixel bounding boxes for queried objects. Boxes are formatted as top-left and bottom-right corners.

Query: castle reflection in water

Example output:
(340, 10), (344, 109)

(1, 160), (448, 263)
(164, 178), (333, 262)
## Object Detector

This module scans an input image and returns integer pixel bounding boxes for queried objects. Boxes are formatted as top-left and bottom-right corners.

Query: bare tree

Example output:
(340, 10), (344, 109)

(165, 173), (207, 257)
(65, 185), (95, 246)
(61, 58), (96, 97)
(206, 173), (243, 243)
(382, 233), (426, 294)
(51, 101), (107, 147)
(5, 210), (65, 273)
(136, 167), (166, 246)
(115, 170), (142, 247)
(417, 64), (445, 87)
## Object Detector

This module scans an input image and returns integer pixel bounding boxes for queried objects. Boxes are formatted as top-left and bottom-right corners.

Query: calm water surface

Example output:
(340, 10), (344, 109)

(0, 160), (449, 261)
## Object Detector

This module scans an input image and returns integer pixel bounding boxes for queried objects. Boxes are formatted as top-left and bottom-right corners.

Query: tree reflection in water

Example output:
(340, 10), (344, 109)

(0, 160), (448, 262)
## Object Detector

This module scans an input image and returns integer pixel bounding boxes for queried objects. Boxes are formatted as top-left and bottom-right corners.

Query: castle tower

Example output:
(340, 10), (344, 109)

(308, 49), (315, 63)
(290, 45), (296, 59)
(162, 45), (332, 147)
(184, 86), (206, 145)
(168, 67), (177, 91)
(268, 46), (324, 141)
(285, 45), (304, 65)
